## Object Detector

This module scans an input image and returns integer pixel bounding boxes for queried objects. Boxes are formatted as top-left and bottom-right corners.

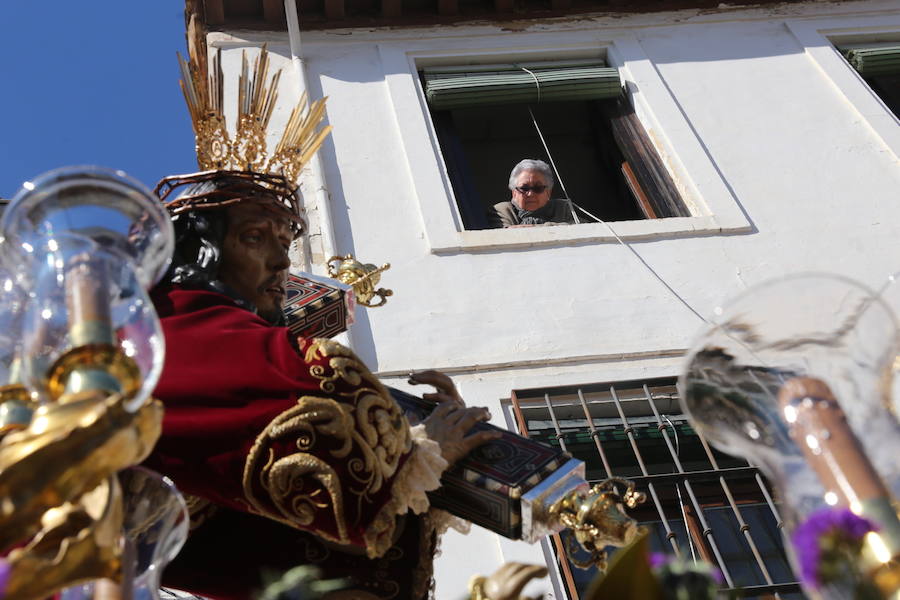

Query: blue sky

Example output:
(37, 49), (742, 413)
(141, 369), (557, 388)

(0, 2), (197, 199)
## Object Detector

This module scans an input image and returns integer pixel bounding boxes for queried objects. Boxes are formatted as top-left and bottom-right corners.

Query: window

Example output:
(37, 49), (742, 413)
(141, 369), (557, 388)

(509, 377), (802, 599)
(840, 42), (900, 118)
(378, 39), (752, 252)
(421, 61), (689, 230)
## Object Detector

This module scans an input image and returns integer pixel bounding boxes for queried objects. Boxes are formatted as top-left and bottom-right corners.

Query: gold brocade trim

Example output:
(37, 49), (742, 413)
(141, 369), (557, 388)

(243, 339), (414, 557)
(242, 396), (352, 545)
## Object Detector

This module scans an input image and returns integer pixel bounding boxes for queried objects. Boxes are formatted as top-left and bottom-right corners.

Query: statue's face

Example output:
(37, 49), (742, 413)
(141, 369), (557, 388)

(219, 202), (293, 323)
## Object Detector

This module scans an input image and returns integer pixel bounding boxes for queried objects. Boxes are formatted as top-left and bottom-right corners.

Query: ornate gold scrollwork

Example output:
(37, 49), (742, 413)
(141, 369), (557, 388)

(0, 391), (163, 599)
(327, 255), (393, 308)
(549, 477), (646, 571)
(2, 476), (124, 599)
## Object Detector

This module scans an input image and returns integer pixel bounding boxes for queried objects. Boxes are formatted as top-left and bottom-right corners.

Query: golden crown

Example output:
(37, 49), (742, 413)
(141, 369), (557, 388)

(177, 43), (331, 184)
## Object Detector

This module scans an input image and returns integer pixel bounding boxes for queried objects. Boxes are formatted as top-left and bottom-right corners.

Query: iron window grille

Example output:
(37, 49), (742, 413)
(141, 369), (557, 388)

(508, 377), (804, 599)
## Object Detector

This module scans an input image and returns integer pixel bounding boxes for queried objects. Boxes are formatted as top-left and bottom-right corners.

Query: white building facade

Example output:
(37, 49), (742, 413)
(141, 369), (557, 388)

(200, 0), (900, 596)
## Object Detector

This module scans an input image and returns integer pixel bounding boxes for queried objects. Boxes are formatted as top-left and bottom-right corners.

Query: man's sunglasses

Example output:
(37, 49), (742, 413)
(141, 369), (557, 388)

(515, 185), (548, 194)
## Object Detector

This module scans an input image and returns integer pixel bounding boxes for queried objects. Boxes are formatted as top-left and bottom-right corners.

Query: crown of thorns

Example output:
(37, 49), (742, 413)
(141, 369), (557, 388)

(154, 170), (305, 238)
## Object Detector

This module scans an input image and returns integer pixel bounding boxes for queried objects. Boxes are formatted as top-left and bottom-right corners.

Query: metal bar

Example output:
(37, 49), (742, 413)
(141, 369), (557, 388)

(550, 532), (580, 600)
(544, 393), (568, 453)
(755, 472), (785, 529)
(641, 385), (735, 587)
(696, 430), (785, 530)
(681, 481), (735, 588)
(720, 582), (803, 596)
(513, 391), (580, 599)
(576, 388), (612, 477)
(609, 385), (681, 557)
(509, 390), (529, 439)
(589, 466), (761, 487)
(690, 427), (778, 591)
(662, 414), (699, 563)
(718, 479), (778, 589)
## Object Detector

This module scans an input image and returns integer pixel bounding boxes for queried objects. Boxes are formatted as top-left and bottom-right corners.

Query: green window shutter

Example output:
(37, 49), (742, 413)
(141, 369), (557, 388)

(841, 44), (900, 77)
(423, 62), (621, 110)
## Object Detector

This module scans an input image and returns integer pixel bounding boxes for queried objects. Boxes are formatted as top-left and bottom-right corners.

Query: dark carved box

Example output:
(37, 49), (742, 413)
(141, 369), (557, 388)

(388, 388), (574, 540)
(284, 273), (355, 340)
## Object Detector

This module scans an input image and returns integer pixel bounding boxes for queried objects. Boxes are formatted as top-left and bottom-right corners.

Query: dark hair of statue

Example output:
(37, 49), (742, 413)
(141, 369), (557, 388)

(167, 208), (227, 290)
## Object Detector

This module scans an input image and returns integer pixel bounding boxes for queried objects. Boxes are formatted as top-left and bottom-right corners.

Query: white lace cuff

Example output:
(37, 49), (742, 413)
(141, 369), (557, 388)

(364, 424), (470, 557)
(391, 423), (449, 515)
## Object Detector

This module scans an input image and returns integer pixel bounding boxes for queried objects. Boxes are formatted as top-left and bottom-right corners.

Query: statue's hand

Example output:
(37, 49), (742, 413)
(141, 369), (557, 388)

(471, 562), (549, 600)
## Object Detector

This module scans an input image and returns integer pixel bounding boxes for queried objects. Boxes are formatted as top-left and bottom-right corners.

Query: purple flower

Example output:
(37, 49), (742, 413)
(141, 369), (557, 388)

(648, 552), (669, 569)
(792, 507), (877, 589)
(0, 558), (9, 598)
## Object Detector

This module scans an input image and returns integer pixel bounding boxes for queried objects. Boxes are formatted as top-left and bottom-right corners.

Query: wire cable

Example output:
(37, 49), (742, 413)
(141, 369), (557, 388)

(526, 106), (582, 225)
(525, 105), (709, 324)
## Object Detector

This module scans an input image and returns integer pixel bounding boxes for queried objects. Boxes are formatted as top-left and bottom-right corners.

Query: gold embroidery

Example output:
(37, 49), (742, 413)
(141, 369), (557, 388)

(304, 339), (412, 499)
(243, 397), (354, 544)
(244, 339), (414, 556)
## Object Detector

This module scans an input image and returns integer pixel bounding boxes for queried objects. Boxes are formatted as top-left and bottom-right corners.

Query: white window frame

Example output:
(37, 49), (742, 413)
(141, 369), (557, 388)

(786, 14), (900, 163)
(377, 30), (751, 254)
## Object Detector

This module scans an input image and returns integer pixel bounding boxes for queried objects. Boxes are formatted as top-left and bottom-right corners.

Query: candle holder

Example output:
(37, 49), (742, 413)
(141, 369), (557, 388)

(680, 274), (900, 599)
(0, 167), (175, 600)
(0, 260), (34, 438)
(0, 166), (173, 409)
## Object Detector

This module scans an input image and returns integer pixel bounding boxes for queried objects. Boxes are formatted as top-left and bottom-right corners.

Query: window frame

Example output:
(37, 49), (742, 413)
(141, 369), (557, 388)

(377, 32), (752, 254)
(785, 14), (900, 162)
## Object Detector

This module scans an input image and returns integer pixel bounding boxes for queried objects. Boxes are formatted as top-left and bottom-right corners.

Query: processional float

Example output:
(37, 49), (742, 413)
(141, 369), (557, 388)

(12, 38), (900, 600)
(0, 169), (646, 599)
(0, 45), (649, 600)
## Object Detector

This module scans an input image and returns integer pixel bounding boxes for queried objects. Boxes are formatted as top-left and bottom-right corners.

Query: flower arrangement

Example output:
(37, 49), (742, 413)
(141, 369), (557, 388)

(0, 559), (8, 597)
(792, 507), (882, 598)
(584, 529), (725, 599)
(648, 552), (724, 600)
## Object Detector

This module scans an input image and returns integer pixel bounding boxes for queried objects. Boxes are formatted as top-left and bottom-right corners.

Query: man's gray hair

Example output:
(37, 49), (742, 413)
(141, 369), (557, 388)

(508, 159), (555, 191)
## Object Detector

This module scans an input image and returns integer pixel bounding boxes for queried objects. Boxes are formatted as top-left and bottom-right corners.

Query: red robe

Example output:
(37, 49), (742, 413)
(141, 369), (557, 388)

(145, 284), (436, 599)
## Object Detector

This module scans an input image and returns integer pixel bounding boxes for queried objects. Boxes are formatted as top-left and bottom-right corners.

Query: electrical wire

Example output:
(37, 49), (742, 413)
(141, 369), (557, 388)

(526, 106), (581, 225)
(524, 101), (709, 325)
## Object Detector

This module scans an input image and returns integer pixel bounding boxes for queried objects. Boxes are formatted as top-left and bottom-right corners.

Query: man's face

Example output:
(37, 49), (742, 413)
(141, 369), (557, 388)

(219, 202), (294, 323)
(510, 169), (552, 212)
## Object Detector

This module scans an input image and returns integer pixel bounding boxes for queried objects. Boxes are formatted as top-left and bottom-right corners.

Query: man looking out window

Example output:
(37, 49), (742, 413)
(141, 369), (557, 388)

(488, 159), (576, 228)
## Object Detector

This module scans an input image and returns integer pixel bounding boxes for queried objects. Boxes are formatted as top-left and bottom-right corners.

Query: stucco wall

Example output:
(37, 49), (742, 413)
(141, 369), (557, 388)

(212, 1), (900, 596)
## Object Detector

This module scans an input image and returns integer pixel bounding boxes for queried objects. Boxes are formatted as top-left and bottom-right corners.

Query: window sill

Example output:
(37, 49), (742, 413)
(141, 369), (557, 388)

(431, 214), (751, 254)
